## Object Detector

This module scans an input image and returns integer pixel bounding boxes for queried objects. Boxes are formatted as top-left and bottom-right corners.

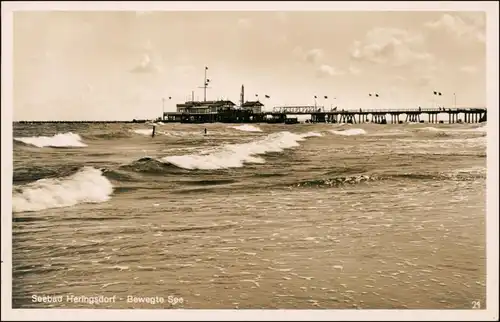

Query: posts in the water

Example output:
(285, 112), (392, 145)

(152, 125), (156, 138)
(204, 128), (207, 135)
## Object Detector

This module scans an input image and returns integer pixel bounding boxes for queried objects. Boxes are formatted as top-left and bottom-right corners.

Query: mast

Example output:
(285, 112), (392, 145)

(197, 66), (211, 102)
(240, 85), (245, 107)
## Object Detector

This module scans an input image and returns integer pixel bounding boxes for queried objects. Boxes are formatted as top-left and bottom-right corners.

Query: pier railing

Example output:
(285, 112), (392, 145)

(272, 107), (486, 114)
(272, 106), (325, 113)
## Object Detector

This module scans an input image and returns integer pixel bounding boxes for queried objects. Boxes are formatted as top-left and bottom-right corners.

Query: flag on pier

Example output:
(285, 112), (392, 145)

(438, 92), (442, 96)
(314, 95), (317, 98)
(324, 96), (328, 99)
(168, 97), (171, 100)
(205, 66), (208, 70)
(433, 91), (437, 95)
(375, 94), (379, 97)
(265, 95), (270, 98)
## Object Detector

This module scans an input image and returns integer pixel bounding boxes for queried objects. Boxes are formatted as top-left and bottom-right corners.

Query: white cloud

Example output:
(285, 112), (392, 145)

(424, 14), (485, 43)
(460, 65), (478, 73)
(350, 27), (433, 67)
(316, 64), (344, 77)
(293, 47), (342, 78)
(130, 54), (160, 74)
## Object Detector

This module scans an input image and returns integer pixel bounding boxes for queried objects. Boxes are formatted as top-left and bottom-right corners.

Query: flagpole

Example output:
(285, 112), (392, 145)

(163, 97), (168, 121)
(453, 92), (456, 109)
(204, 67), (207, 102)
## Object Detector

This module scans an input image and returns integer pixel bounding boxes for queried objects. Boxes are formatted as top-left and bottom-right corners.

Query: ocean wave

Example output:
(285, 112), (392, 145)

(12, 166), (113, 213)
(131, 128), (206, 138)
(161, 130), (205, 137)
(230, 125), (263, 132)
(293, 175), (376, 188)
(102, 169), (138, 182)
(290, 168), (485, 189)
(387, 171), (485, 182)
(161, 131), (322, 170)
(13, 132), (87, 148)
(417, 125), (487, 134)
(131, 129), (154, 136)
(329, 128), (366, 136)
(460, 124), (487, 133)
(13, 165), (82, 184)
(82, 131), (132, 140)
(120, 157), (190, 174)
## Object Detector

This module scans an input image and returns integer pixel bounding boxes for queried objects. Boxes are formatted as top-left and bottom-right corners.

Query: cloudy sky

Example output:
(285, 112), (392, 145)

(12, 8), (488, 120)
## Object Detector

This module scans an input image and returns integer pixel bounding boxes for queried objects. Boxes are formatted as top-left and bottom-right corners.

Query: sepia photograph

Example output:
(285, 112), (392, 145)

(2, 1), (498, 321)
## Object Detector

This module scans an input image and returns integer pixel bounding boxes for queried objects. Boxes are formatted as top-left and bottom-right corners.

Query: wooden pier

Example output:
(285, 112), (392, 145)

(163, 107), (487, 124)
(15, 119), (150, 124)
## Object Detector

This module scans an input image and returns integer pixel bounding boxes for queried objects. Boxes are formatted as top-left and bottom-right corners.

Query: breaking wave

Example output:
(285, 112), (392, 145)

(418, 125), (487, 134)
(131, 129), (154, 136)
(13, 132), (87, 148)
(161, 130), (205, 137)
(329, 128), (366, 136)
(230, 125), (263, 132)
(459, 124), (487, 133)
(12, 167), (113, 213)
(161, 131), (322, 170)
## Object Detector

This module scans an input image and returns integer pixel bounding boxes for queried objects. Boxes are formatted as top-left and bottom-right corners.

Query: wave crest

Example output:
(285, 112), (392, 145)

(14, 132), (87, 148)
(162, 131), (322, 170)
(329, 128), (366, 136)
(230, 125), (263, 132)
(121, 157), (189, 174)
(82, 131), (132, 140)
(131, 129), (154, 136)
(13, 167), (113, 213)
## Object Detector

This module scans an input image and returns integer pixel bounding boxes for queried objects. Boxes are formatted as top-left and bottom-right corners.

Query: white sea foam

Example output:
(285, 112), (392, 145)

(329, 128), (366, 136)
(161, 130), (204, 137)
(420, 127), (441, 132)
(162, 131), (321, 170)
(460, 124), (487, 133)
(12, 167), (113, 213)
(230, 125), (263, 132)
(131, 129), (154, 136)
(419, 125), (487, 134)
(14, 132), (87, 148)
